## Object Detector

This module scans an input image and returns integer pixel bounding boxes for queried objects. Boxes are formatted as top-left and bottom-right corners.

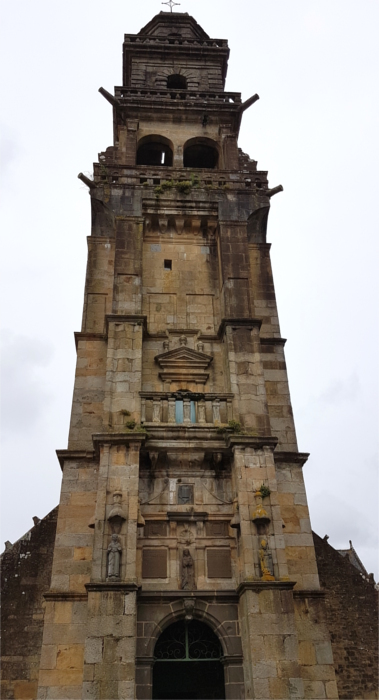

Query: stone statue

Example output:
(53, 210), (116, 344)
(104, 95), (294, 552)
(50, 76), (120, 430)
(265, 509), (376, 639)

(181, 548), (195, 590)
(107, 534), (122, 580)
(259, 537), (275, 581)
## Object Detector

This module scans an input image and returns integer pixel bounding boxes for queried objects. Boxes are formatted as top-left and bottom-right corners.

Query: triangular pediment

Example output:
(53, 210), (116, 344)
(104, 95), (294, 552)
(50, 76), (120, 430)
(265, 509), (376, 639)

(155, 346), (213, 370)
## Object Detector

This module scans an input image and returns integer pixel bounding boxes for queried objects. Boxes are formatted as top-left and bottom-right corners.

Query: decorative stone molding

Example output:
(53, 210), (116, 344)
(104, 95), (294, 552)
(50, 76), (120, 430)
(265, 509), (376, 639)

(107, 491), (127, 534)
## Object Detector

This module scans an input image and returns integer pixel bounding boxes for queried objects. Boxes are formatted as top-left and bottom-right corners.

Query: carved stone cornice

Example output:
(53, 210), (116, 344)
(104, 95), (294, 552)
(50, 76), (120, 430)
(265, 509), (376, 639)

(167, 511), (209, 522)
(218, 318), (262, 338)
(92, 432), (146, 457)
(227, 435), (278, 450)
(106, 314), (147, 332)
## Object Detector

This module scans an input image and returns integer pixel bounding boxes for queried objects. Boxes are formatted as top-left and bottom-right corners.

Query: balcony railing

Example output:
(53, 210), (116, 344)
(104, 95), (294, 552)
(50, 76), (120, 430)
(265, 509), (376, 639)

(140, 392), (234, 426)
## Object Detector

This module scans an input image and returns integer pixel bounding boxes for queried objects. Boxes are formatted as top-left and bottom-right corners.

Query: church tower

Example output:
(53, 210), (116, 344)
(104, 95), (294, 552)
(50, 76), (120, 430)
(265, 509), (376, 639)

(36, 12), (338, 700)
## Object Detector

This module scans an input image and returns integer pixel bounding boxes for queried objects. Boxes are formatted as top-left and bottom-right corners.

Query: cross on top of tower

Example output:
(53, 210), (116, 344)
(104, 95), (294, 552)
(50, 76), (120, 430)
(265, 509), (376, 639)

(162, 0), (181, 12)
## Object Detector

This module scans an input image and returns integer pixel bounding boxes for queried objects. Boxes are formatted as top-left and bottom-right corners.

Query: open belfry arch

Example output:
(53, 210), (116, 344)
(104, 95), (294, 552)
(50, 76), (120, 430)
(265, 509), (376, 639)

(35, 11), (339, 700)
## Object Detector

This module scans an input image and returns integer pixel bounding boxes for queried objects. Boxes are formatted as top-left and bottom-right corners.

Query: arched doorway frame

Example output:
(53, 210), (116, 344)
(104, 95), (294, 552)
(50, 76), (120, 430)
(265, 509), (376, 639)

(135, 602), (245, 700)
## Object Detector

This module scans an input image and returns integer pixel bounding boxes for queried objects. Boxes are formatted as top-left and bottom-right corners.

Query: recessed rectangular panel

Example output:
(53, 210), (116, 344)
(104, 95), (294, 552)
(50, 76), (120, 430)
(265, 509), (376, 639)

(142, 549), (167, 579)
(148, 293), (177, 332)
(186, 294), (214, 333)
(207, 548), (232, 578)
(145, 522), (167, 538)
(86, 293), (107, 332)
(205, 522), (228, 537)
(178, 485), (194, 505)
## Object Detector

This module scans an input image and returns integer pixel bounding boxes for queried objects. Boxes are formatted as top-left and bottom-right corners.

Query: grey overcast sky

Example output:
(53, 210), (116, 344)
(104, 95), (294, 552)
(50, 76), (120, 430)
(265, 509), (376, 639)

(1, 0), (378, 577)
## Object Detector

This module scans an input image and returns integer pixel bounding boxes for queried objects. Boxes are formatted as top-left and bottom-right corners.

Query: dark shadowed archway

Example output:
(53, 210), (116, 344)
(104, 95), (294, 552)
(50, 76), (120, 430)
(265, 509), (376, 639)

(152, 620), (226, 700)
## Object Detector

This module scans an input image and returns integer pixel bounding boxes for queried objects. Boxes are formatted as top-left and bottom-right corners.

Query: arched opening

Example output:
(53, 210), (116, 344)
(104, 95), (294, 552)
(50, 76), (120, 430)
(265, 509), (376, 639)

(137, 136), (173, 167)
(183, 139), (219, 169)
(153, 619), (225, 700)
(167, 74), (187, 90)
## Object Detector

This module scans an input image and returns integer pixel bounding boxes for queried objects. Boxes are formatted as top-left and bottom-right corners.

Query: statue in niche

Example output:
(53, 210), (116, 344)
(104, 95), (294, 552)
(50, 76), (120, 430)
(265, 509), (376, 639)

(259, 537), (275, 581)
(181, 548), (195, 590)
(107, 534), (122, 580)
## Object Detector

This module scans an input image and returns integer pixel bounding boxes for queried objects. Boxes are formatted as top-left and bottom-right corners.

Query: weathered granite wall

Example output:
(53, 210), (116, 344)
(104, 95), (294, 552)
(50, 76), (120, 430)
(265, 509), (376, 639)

(313, 532), (379, 700)
(1, 509), (58, 700)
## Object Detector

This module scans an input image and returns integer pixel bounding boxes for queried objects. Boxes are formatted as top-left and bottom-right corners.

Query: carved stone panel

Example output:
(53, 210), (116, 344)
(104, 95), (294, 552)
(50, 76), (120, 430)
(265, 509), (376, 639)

(205, 521), (228, 537)
(207, 548), (232, 579)
(142, 549), (168, 579)
(145, 521), (167, 538)
(178, 485), (194, 505)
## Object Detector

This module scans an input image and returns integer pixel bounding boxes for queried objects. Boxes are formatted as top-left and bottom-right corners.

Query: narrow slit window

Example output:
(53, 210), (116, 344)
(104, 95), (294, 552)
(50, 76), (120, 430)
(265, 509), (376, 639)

(164, 260), (172, 270)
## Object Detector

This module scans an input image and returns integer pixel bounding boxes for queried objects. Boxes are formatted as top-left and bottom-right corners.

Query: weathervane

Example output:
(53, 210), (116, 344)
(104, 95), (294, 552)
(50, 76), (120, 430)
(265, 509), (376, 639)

(162, 0), (181, 12)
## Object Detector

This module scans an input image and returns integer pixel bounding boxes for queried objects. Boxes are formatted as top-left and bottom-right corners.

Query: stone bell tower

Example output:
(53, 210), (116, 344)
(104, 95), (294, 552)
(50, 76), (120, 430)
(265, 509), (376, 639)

(36, 12), (339, 700)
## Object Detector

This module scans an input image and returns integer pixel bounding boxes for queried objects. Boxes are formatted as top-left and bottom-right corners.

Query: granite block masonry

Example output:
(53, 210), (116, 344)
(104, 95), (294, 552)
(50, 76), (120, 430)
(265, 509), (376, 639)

(2, 9), (378, 700)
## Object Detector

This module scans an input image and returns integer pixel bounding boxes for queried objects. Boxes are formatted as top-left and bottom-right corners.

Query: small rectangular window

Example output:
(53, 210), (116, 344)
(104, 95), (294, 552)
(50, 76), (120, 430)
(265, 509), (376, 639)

(164, 260), (172, 270)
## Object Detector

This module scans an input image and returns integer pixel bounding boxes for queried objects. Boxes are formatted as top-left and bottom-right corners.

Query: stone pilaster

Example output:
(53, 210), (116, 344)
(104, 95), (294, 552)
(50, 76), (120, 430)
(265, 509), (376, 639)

(82, 437), (144, 699)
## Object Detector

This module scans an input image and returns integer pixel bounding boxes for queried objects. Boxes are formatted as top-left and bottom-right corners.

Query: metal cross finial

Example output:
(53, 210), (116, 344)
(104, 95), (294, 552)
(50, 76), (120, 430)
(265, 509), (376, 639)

(162, 0), (181, 12)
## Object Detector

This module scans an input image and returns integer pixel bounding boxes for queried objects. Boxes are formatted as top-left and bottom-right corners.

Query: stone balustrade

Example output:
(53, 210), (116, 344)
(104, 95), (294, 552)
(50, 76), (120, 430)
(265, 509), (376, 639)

(115, 87), (241, 104)
(139, 392), (234, 426)
(124, 36), (228, 48)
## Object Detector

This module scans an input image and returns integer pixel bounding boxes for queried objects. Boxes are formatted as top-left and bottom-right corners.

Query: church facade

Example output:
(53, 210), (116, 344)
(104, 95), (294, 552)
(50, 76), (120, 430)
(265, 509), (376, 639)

(1, 12), (378, 700)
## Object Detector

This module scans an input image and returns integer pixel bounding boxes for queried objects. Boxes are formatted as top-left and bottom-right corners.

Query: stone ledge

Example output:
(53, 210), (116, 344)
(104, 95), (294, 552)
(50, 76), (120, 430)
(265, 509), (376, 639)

(293, 589), (325, 598)
(260, 336), (287, 346)
(44, 591), (88, 601)
(56, 450), (96, 471)
(138, 590), (239, 603)
(167, 511), (209, 522)
(237, 580), (296, 595)
(274, 452), (310, 467)
(74, 332), (107, 349)
(86, 581), (139, 592)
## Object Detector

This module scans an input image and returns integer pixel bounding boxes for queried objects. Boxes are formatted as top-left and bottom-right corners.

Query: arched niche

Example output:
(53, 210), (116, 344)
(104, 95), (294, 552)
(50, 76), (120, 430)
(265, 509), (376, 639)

(183, 137), (219, 169)
(137, 135), (174, 167)
(167, 74), (188, 90)
(152, 619), (225, 699)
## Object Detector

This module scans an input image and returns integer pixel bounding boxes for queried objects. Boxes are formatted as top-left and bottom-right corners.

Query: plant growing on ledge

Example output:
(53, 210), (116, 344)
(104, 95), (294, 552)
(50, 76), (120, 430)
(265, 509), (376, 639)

(228, 420), (242, 433)
(125, 419), (137, 430)
(259, 484), (271, 499)
(120, 409), (131, 417)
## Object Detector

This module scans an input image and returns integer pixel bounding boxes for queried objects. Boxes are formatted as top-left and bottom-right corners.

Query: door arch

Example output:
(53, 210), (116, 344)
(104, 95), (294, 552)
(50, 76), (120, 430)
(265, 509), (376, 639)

(152, 619), (226, 699)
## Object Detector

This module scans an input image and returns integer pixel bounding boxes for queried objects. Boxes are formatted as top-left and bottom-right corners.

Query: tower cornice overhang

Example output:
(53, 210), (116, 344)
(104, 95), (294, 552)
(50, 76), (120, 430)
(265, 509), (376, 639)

(92, 432), (147, 458)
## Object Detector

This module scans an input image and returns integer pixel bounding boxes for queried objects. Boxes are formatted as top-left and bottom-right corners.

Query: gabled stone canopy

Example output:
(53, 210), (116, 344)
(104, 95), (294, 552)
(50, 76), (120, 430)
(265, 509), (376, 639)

(155, 346), (213, 385)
